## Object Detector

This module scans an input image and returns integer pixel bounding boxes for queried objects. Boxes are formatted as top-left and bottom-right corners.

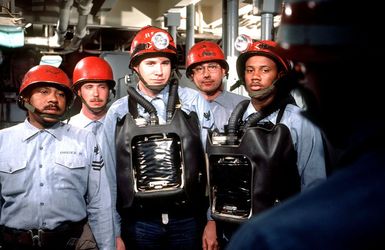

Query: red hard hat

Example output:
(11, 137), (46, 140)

(18, 65), (73, 110)
(72, 56), (116, 91)
(129, 25), (177, 69)
(236, 40), (291, 83)
(185, 41), (229, 77)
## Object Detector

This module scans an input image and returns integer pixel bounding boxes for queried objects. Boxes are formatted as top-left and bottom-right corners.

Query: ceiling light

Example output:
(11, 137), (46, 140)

(40, 55), (63, 67)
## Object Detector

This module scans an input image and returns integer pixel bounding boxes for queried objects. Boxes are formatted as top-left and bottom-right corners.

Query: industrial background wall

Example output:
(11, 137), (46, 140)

(0, 0), (283, 128)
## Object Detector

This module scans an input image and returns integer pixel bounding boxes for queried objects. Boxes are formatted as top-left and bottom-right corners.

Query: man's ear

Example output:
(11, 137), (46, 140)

(133, 65), (139, 74)
(278, 71), (287, 79)
(23, 96), (31, 106)
(77, 88), (82, 97)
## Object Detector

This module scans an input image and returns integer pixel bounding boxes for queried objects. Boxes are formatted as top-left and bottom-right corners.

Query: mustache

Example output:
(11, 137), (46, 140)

(43, 103), (60, 111)
(250, 81), (262, 87)
(89, 98), (104, 102)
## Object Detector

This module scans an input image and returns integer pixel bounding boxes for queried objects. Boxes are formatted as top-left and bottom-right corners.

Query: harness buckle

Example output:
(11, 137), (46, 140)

(29, 229), (43, 247)
(161, 213), (169, 225)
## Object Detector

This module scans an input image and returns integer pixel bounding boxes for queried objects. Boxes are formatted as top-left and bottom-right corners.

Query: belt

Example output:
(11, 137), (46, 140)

(1, 219), (86, 248)
(121, 201), (197, 225)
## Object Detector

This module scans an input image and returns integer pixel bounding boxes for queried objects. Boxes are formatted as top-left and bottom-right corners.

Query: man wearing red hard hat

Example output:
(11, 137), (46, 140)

(68, 56), (119, 249)
(227, 1), (385, 249)
(0, 65), (114, 250)
(100, 26), (214, 250)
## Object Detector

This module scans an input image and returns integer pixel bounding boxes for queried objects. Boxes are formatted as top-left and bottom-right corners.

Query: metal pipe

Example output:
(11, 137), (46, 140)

(223, 0), (238, 58)
(185, 4), (195, 58)
(261, 12), (274, 40)
(168, 25), (177, 43)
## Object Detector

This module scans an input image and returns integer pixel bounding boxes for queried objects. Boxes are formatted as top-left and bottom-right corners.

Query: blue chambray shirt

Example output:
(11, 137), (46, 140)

(100, 84), (214, 236)
(0, 120), (114, 250)
(243, 103), (327, 189)
(69, 111), (105, 142)
(209, 91), (249, 132)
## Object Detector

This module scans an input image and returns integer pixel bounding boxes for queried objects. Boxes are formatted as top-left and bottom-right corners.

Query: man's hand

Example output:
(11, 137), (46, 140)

(202, 220), (219, 250)
(116, 236), (125, 250)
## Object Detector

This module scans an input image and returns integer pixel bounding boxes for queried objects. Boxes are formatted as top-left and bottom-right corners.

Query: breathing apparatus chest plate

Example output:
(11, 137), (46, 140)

(207, 118), (301, 224)
(115, 105), (206, 210)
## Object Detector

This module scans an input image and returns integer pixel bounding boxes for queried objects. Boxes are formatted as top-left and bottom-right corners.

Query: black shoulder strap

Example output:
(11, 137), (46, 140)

(128, 96), (138, 119)
(276, 94), (298, 123)
(276, 105), (286, 123)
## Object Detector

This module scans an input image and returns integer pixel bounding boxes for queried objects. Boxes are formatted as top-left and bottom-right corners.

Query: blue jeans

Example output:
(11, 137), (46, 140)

(122, 216), (202, 250)
(216, 221), (240, 249)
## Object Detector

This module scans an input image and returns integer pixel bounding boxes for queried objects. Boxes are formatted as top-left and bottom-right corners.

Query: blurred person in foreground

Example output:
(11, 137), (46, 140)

(226, 0), (385, 249)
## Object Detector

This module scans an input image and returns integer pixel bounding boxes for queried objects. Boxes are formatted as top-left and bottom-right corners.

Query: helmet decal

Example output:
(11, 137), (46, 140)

(129, 26), (177, 69)
(151, 32), (170, 50)
(234, 34), (253, 53)
(235, 38), (291, 83)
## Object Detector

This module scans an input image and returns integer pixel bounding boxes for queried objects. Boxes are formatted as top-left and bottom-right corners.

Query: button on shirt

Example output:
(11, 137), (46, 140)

(242, 103), (327, 190)
(100, 84), (215, 236)
(0, 120), (114, 250)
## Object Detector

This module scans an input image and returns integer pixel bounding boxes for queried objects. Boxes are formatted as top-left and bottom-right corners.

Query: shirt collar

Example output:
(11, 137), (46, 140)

(136, 84), (170, 102)
(212, 91), (232, 108)
(22, 119), (66, 141)
(77, 110), (105, 129)
(243, 102), (258, 120)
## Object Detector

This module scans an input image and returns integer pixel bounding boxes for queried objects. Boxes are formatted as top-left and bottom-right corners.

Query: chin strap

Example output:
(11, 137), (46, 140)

(134, 68), (180, 92)
(135, 69), (168, 92)
(231, 77), (282, 100)
(23, 102), (70, 122)
(76, 95), (106, 115)
(248, 83), (276, 100)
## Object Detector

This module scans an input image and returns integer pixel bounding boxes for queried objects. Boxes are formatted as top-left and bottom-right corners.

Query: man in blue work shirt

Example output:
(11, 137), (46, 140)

(0, 65), (114, 250)
(69, 56), (116, 140)
(185, 41), (249, 250)
(185, 41), (248, 132)
(69, 56), (119, 249)
(227, 1), (385, 249)
(100, 25), (214, 250)
(204, 38), (327, 249)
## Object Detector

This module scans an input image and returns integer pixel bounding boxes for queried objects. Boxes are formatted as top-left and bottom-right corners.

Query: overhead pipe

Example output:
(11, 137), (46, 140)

(56, 0), (93, 51)
(165, 12), (181, 44)
(252, 0), (282, 40)
(56, 0), (73, 45)
(185, 4), (195, 58)
(222, 0), (239, 93)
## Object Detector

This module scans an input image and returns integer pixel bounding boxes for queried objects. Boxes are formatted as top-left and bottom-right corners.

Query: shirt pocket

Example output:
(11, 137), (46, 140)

(0, 159), (28, 196)
(54, 154), (88, 192)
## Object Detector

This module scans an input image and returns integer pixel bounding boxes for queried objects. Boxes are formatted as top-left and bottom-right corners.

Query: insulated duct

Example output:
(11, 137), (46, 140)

(56, 0), (93, 51)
